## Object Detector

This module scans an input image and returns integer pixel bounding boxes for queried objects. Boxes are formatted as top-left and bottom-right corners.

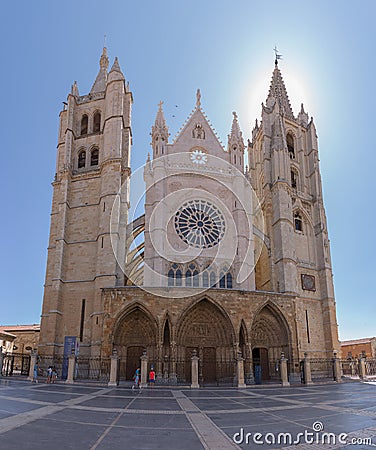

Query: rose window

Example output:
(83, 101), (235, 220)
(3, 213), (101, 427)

(174, 200), (225, 248)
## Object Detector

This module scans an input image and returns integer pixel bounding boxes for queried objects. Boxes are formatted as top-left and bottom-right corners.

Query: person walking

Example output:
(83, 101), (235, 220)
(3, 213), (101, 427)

(149, 367), (156, 388)
(32, 362), (39, 383)
(46, 366), (52, 383)
(132, 367), (141, 391)
(52, 366), (58, 383)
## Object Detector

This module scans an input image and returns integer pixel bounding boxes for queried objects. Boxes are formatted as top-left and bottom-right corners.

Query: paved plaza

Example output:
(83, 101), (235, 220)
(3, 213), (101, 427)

(0, 379), (375, 449)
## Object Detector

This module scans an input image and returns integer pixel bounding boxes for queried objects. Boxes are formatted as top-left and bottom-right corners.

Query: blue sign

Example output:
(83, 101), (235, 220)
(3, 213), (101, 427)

(62, 336), (76, 380)
(254, 364), (262, 385)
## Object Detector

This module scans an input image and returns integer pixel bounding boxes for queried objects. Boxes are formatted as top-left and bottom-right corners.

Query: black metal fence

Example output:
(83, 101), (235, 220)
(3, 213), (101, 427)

(2, 352), (375, 384)
(365, 358), (376, 377)
(310, 358), (335, 382)
(74, 357), (111, 382)
(340, 359), (359, 378)
(1, 352), (30, 376)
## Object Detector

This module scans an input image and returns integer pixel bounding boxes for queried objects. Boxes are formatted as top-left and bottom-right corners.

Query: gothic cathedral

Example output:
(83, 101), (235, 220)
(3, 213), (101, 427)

(39, 48), (340, 384)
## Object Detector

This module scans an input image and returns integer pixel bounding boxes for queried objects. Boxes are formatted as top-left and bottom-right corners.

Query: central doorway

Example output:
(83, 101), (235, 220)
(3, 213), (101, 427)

(252, 347), (270, 383)
(177, 299), (235, 385)
(125, 346), (143, 380)
(202, 347), (216, 384)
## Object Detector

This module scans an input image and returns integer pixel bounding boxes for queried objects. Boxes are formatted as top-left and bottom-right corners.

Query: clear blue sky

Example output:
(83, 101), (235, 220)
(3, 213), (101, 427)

(0, 0), (375, 340)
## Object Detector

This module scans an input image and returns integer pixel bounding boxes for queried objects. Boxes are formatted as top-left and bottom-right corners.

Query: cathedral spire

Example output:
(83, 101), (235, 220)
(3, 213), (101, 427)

(155, 101), (167, 128)
(229, 111), (243, 141)
(90, 47), (109, 94)
(228, 111), (245, 167)
(151, 101), (169, 157)
(267, 62), (294, 120)
(108, 57), (125, 82)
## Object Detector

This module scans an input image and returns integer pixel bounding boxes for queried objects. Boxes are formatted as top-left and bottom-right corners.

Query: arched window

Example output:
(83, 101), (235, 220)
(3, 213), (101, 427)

(294, 212), (303, 232)
(91, 148), (99, 166)
(168, 263), (183, 287)
(287, 133), (295, 159)
(185, 263), (199, 287)
(185, 268), (192, 287)
(193, 270), (199, 287)
(93, 112), (101, 133)
(226, 272), (233, 289)
(209, 271), (216, 288)
(291, 170), (297, 190)
(203, 271), (209, 287)
(78, 150), (86, 168)
(176, 269), (182, 286)
(80, 115), (88, 135)
(168, 269), (174, 287)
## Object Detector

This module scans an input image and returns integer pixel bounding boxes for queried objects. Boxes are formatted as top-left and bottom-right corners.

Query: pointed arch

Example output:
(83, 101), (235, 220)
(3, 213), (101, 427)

(286, 132), (295, 159)
(112, 303), (157, 352)
(93, 111), (101, 133)
(176, 297), (236, 384)
(162, 318), (171, 348)
(177, 297), (236, 346)
(80, 114), (88, 135)
(90, 147), (99, 166)
(239, 319), (248, 359)
(78, 149), (86, 169)
(113, 303), (157, 380)
(250, 301), (291, 380)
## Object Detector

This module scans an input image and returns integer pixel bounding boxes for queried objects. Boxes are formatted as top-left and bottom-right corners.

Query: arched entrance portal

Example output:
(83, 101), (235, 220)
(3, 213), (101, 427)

(113, 307), (157, 381)
(177, 299), (235, 385)
(250, 304), (290, 383)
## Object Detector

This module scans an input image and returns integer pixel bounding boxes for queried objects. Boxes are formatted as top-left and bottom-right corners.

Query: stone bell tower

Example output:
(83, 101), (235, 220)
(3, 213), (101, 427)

(39, 48), (133, 357)
(249, 59), (339, 356)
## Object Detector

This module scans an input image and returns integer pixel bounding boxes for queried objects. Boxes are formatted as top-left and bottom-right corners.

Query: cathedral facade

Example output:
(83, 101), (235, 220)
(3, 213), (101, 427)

(38, 48), (340, 384)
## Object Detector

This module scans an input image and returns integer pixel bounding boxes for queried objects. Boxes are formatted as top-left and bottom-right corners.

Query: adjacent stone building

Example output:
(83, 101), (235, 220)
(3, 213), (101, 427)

(341, 338), (376, 359)
(0, 325), (40, 353)
(38, 49), (340, 384)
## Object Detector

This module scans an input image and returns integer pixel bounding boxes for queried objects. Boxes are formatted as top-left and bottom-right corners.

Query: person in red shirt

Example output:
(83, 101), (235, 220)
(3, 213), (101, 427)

(149, 367), (156, 388)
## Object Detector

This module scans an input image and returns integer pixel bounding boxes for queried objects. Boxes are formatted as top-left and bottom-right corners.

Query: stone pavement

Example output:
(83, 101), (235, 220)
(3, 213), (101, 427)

(0, 379), (376, 449)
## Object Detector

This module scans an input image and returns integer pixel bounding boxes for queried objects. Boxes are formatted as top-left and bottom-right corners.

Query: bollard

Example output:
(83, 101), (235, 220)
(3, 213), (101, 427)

(191, 350), (199, 389)
(280, 353), (290, 387)
(28, 352), (37, 381)
(358, 357), (367, 380)
(303, 353), (313, 385)
(140, 351), (148, 387)
(333, 351), (342, 383)
(237, 352), (246, 388)
(108, 354), (119, 387)
(65, 354), (76, 384)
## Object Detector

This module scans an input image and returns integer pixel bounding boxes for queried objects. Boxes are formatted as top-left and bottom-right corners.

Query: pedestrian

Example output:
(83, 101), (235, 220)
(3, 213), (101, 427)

(46, 366), (52, 383)
(132, 367), (141, 391)
(32, 362), (39, 383)
(149, 367), (155, 388)
(52, 366), (58, 383)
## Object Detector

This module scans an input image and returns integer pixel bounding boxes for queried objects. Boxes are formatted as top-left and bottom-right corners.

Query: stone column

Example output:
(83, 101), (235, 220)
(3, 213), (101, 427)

(65, 354), (76, 384)
(28, 352), (37, 381)
(237, 352), (246, 388)
(108, 354), (119, 387)
(359, 357), (367, 380)
(140, 351), (148, 387)
(156, 343), (163, 383)
(169, 342), (177, 385)
(191, 350), (199, 389)
(280, 353), (290, 387)
(303, 353), (313, 385)
(245, 344), (255, 384)
(333, 351), (342, 383)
